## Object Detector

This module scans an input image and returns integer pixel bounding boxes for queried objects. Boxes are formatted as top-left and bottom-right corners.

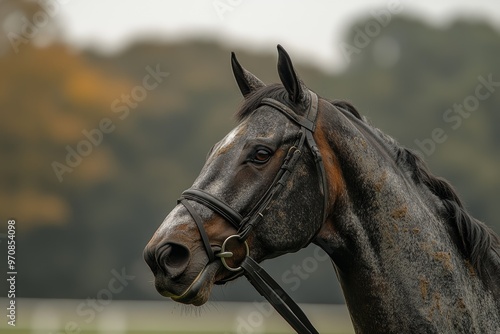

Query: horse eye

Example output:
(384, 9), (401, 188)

(253, 149), (272, 164)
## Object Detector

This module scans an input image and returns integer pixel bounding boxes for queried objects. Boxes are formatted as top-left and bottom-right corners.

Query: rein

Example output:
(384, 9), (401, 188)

(178, 91), (326, 334)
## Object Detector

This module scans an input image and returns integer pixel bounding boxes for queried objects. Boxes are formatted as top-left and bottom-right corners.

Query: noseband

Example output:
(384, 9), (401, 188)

(177, 91), (326, 334)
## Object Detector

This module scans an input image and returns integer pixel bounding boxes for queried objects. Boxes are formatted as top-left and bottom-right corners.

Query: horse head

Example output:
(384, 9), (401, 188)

(144, 46), (335, 306)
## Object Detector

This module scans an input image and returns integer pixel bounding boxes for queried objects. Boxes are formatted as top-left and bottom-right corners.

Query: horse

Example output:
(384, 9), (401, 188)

(144, 45), (500, 333)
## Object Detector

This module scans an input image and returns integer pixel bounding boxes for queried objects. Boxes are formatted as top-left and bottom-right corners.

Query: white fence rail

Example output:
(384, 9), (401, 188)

(1, 298), (354, 333)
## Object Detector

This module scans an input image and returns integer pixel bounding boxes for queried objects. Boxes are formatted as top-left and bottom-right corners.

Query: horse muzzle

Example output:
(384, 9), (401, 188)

(143, 238), (220, 305)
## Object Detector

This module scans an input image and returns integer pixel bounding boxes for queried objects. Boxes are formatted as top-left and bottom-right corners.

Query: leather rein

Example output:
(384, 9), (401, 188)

(178, 91), (327, 334)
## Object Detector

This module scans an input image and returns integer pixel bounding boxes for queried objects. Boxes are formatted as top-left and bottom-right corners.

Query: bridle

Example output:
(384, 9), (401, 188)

(177, 91), (327, 334)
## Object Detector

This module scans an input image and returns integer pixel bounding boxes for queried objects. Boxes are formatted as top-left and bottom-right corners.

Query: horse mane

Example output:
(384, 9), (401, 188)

(235, 85), (500, 288)
(331, 99), (500, 288)
(396, 144), (500, 282)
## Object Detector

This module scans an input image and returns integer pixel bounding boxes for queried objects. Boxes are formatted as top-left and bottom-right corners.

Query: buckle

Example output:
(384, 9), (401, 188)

(215, 235), (249, 272)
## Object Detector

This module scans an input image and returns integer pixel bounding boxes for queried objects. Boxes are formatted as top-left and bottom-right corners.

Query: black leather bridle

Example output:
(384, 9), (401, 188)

(177, 91), (327, 334)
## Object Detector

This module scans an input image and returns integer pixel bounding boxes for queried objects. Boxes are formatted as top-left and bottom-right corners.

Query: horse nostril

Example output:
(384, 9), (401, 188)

(156, 242), (191, 279)
(144, 244), (160, 276)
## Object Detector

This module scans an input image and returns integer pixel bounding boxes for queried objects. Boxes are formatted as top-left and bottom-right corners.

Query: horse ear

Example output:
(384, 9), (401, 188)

(277, 44), (305, 103)
(231, 52), (265, 98)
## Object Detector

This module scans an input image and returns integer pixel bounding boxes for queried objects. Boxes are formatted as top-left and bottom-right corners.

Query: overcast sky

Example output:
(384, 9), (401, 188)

(56, 0), (500, 72)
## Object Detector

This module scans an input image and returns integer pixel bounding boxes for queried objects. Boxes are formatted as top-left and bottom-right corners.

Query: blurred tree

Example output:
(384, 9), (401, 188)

(0, 12), (498, 303)
(0, 0), (60, 56)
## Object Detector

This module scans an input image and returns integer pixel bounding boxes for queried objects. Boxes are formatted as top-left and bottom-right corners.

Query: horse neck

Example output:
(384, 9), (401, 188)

(314, 107), (500, 333)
